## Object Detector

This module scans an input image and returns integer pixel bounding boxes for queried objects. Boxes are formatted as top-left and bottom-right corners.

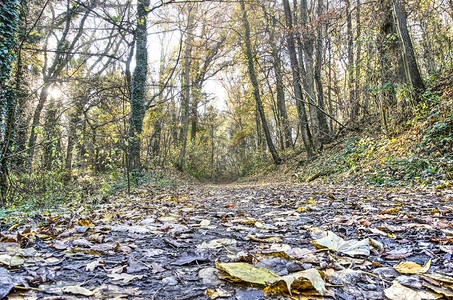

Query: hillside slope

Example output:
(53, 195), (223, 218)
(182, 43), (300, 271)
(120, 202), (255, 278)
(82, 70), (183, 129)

(249, 71), (453, 188)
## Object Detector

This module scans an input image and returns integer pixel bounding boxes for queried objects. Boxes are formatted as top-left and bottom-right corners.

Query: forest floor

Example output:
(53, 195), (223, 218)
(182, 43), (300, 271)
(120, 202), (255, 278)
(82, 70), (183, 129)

(2, 181), (453, 299)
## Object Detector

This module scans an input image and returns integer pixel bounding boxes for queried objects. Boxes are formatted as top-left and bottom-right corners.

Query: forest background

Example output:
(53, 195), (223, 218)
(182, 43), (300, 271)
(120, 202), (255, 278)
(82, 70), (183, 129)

(0, 0), (452, 210)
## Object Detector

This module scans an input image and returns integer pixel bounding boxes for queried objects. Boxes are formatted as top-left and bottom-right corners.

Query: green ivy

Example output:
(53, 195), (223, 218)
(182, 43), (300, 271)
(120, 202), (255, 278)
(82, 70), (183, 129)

(0, 0), (20, 203)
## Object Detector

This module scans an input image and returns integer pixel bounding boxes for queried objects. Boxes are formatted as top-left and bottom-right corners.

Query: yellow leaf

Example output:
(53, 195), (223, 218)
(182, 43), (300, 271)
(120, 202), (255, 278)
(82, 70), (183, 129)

(264, 268), (326, 296)
(76, 219), (94, 227)
(0, 254), (25, 267)
(393, 259), (431, 274)
(247, 234), (282, 243)
(215, 262), (326, 296)
(216, 261), (278, 287)
(101, 214), (113, 222)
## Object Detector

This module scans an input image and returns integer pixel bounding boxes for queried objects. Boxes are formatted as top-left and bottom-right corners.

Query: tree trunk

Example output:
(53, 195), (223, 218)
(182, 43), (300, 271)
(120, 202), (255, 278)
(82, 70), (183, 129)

(27, 1), (94, 165)
(64, 112), (80, 181)
(355, 0), (362, 120)
(326, 0), (334, 133)
(392, 0), (424, 92)
(267, 11), (292, 149)
(300, 0), (321, 149)
(346, 0), (356, 123)
(240, 0), (281, 165)
(420, 20), (436, 75)
(314, 0), (330, 143)
(176, 5), (195, 170)
(43, 102), (61, 171)
(377, 0), (403, 121)
(190, 93), (198, 142)
(0, 0), (19, 203)
(128, 0), (150, 172)
(151, 118), (162, 157)
(28, 85), (49, 165)
(283, 0), (314, 158)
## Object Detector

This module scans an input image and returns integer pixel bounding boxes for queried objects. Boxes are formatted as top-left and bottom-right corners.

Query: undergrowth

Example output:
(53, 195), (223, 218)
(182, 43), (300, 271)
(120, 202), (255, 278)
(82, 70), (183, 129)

(296, 83), (453, 188)
(0, 169), (173, 224)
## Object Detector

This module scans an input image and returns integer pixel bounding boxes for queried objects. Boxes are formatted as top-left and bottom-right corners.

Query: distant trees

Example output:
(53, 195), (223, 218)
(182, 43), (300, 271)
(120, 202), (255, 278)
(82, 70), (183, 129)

(1, 0), (452, 203)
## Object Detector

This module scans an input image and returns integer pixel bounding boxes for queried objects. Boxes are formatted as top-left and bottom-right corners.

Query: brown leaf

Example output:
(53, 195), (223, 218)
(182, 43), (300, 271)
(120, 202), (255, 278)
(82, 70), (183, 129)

(114, 242), (132, 254)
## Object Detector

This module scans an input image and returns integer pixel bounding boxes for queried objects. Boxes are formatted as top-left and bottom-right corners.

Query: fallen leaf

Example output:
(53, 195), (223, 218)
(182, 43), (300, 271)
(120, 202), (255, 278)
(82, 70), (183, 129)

(384, 281), (421, 300)
(173, 253), (209, 265)
(393, 259), (431, 274)
(62, 285), (94, 297)
(216, 262), (326, 296)
(0, 267), (22, 298)
(72, 238), (93, 248)
(264, 268), (327, 296)
(101, 214), (113, 222)
(216, 261), (278, 287)
(75, 219), (94, 227)
(423, 273), (453, 284)
(359, 219), (371, 226)
(247, 234), (282, 243)
(108, 273), (144, 284)
(150, 262), (165, 274)
(311, 231), (370, 257)
(53, 240), (69, 250)
(87, 233), (104, 243)
(423, 282), (453, 298)
(205, 287), (232, 299)
(255, 221), (265, 228)
(114, 242), (132, 253)
(200, 220), (211, 227)
(325, 268), (362, 285)
(86, 259), (104, 271)
(197, 239), (237, 249)
(0, 254), (24, 267)
(369, 228), (388, 236)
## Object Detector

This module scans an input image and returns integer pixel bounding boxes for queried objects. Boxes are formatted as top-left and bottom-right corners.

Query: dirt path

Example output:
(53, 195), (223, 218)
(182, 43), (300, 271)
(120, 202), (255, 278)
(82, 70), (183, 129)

(1, 182), (453, 299)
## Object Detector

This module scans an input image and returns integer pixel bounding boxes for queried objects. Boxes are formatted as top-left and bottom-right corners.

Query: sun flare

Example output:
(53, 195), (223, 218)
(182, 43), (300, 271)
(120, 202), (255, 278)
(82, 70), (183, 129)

(48, 87), (62, 99)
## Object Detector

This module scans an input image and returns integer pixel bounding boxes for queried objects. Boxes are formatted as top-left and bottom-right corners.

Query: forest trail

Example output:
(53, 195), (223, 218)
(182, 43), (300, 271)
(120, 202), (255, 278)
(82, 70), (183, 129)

(2, 182), (453, 299)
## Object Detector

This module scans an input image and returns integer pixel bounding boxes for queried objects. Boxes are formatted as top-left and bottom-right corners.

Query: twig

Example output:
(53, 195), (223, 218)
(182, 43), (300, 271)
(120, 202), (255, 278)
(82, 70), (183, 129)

(127, 254), (154, 270)
(360, 271), (379, 278)
(223, 245), (235, 255)
(13, 286), (46, 293)
(151, 288), (162, 300)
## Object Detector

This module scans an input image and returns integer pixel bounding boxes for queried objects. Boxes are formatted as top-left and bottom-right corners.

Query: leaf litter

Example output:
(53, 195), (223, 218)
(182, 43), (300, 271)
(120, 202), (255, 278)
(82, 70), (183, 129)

(1, 182), (453, 298)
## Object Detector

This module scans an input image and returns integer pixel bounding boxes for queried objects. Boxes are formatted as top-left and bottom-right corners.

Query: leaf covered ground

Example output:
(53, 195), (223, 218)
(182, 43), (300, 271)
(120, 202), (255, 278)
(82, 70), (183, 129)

(1, 182), (453, 299)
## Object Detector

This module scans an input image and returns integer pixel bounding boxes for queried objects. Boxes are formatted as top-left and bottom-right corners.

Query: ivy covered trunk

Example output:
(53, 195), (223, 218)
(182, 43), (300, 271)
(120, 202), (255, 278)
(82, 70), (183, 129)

(0, 0), (19, 205)
(128, 0), (150, 172)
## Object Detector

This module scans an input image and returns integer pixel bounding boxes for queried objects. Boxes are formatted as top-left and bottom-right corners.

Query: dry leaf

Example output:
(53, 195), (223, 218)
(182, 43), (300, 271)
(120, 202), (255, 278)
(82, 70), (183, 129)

(62, 286), (94, 297)
(384, 281), (421, 300)
(86, 259), (104, 271)
(311, 231), (370, 257)
(0, 254), (24, 267)
(216, 261), (277, 287)
(393, 259), (431, 274)
(108, 273), (144, 284)
(265, 268), (327, 296)
(197, 239), (237, 249)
